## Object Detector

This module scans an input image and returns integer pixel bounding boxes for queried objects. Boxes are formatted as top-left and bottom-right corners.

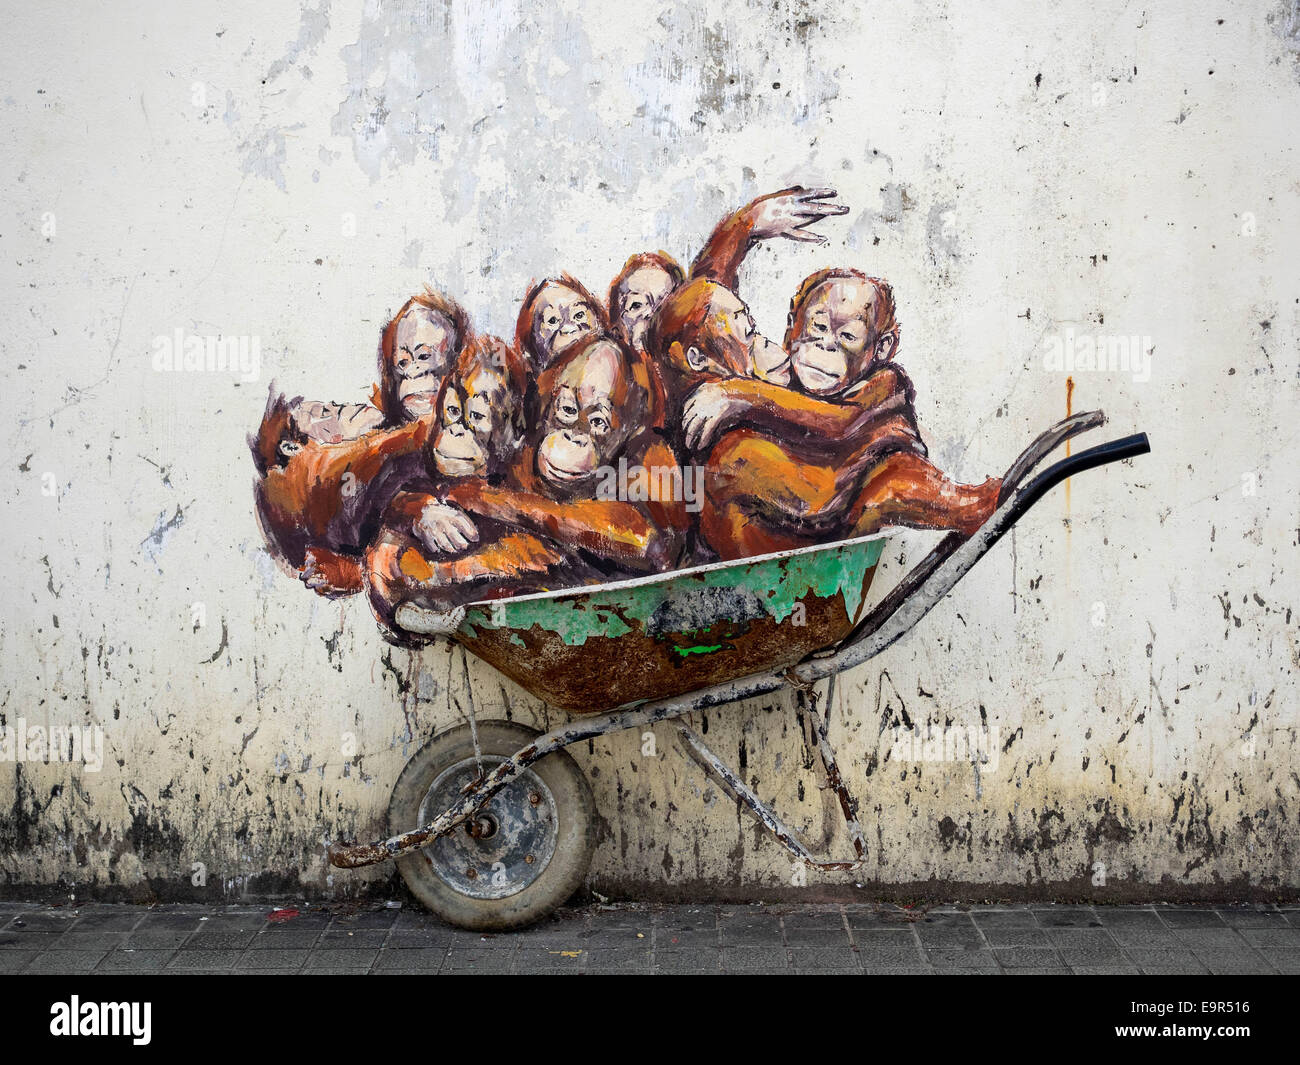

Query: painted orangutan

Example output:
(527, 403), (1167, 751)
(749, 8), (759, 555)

(514, 274), (610, 377)
(365, 334), (688, 644)
(250, 387), (434, 598)
(608, 185), (849, 353)
(374, 288), (472, 424)
(647, 271), (1001, 560)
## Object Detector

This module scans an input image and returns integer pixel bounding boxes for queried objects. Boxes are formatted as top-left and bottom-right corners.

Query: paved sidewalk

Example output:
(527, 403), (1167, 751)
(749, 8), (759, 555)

(1, 900), (1297, 974)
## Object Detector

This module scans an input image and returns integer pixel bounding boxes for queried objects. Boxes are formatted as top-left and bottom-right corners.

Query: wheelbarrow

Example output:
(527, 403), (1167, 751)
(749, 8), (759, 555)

(327, 410), (1149, 929)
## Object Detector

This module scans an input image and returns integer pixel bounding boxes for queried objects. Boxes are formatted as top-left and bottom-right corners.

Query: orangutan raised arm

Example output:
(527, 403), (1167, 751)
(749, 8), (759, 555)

(690, 186), (849, 290)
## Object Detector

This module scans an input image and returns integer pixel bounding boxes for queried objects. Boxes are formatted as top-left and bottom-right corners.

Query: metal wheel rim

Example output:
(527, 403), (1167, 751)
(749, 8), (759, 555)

(417, 755), (558, 900)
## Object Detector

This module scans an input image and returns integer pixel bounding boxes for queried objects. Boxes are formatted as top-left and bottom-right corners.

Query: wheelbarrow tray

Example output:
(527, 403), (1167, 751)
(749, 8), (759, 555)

(454, 533), (888, 713)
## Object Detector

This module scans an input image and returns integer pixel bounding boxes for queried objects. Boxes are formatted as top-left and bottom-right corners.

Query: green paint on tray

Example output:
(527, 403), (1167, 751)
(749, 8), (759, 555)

(459, 537), (885, 646)
(674, 643), (724, 657)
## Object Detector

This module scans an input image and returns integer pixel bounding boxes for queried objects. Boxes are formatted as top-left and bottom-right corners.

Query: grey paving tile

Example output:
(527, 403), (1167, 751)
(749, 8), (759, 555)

(0, 951), (37, 972)
(850, 929), (916, 948)
(0, 931), (63, 949)
(1072, 964), (1142, 974)
(1258, 949), (1300, 974)
(386, 928), (464, 949)
(1124, 949), (1209, 974)
(328, 909), (398, 930)
(1237, 926), (1300, 947)
(136, 912), (204, 930)
(26, 951), (107, 972)
(247, 928), (322, 949)
(4, 913), (78, 932)
(844, 906), (916, 928)
(652, 905), (717, 927)
(969, 909), (1039, 928)
(926, 948), (999, 970)
(655, 926), (717, 949)
(442, 948), (516, 973)
(1107, 927), (1184, 949)
(858, 945), (928, 968)
(859, 965), (935, 974)
(514, 924), (591, 951)
(166, 949), (243, 970)
(980, 927), (1053, 948)
(654, 949), (722, 973)
(1003, 968), (1070, 975)
(317, 929), (390, 949)
(1092, 908), (1164, 928)
(1201, 958), (1272, 975)
(68, 912), (143, 931)
(373, 948), (447, 972)
(1031, 906), (1101, 927)
(1217, 906), (1287, 928)
(1059, 944), (1125, 965)
(782, 920), (850, 946)
(96, 950), (179, 972)
(718, 916), (783, 945)
(392, 911), (449, 930)
(185, 930), (259, 950)
(270, 912), (331, 929)
(50, 931), (129, 951)
(194, 914), (267, 931)
(1157, 908), (1226, 928)
(513, 947), (588, 971)
(1045, 928), (1118, 950)
(300, 949), (378, 973)
(1172, 928), (1252, 952)
(915, 920), (984, 948)
(790, 947), (858, 971)
(235, 949), (310, 970)
(584, 950), (652, 973)
(995, 947), (1064, 969)
(720, 946), (790, 971)
(124, 930), (192, 949)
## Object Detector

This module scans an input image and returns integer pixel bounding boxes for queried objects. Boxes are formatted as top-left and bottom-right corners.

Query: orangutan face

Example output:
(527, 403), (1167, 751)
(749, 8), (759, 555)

(616, 265), (675, 350)
(393, 307), (456, 417)
(536, 341), (638, 490)
(788, 278), (881, 395)
(532, 283), (597, 369)
(684, 287), (789, 385)
(433, 362), (519, 478)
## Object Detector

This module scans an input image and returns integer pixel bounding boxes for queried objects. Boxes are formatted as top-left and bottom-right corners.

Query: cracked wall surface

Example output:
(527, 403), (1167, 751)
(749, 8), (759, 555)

(1, 0), (1297, 902)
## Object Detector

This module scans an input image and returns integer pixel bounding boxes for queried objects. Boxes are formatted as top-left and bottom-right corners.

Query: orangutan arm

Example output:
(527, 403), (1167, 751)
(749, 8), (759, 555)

(690, 187), (848, 290)
(445, 477), (679, 573)
(684, 372), (918, 457)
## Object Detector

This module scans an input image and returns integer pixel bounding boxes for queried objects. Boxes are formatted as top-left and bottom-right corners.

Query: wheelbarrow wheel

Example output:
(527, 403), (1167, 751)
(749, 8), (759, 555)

(388, 721), (595, 931)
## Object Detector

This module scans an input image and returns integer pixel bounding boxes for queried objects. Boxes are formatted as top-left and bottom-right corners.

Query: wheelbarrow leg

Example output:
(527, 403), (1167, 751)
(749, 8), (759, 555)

(794, 682), (866, 862)
(675, 718), (864, 872)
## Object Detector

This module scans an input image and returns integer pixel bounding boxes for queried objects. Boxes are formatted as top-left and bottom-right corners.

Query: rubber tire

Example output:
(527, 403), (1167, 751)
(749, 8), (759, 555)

(389, 721), (595, 931)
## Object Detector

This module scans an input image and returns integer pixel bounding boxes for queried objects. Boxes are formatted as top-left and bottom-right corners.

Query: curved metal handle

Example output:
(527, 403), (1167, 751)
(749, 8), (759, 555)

(798, 431), (1151, 683)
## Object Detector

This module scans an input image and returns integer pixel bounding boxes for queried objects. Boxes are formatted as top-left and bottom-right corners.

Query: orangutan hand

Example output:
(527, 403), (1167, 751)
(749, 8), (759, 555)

(746, 186), (849, 245)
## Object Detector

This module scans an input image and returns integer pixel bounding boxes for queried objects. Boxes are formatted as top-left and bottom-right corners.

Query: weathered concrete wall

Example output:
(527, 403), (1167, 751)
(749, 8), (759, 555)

(2, 0), (1297, 902)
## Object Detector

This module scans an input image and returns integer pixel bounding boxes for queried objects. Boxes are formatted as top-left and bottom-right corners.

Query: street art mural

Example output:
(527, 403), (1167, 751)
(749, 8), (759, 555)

(251, 186), (1005, 645)
(252, 184), (1148, 930)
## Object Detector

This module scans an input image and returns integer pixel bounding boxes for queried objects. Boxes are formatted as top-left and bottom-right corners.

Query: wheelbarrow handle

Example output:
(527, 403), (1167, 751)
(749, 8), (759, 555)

(796, 429), (1150, 684)
(1005, 432), (1150, 525)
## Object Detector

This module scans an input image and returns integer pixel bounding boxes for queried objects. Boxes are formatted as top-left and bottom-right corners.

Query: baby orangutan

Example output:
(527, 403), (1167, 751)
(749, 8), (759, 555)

(648, 272), (1001, 560)
(365, 335), (688, 644)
